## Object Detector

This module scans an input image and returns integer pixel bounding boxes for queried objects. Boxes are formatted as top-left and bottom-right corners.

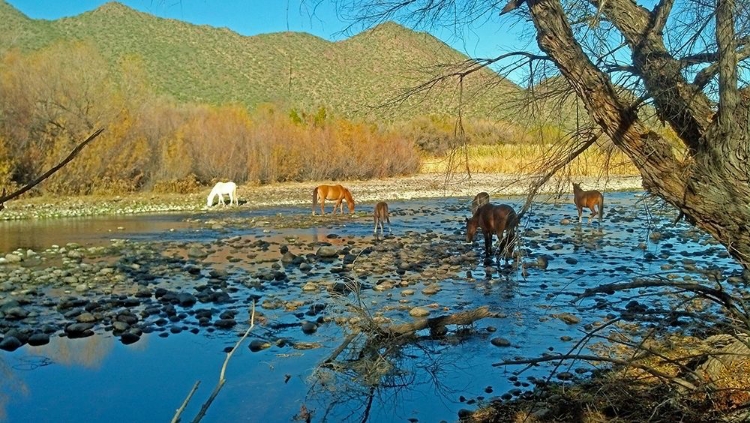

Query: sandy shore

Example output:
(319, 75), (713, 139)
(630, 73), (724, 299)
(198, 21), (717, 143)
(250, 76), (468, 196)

(0, 173), (643, 220)
(245, 173), (644, 207)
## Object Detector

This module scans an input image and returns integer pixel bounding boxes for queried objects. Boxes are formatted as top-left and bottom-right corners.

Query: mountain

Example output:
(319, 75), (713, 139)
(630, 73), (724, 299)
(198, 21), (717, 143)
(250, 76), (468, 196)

(0, 1), (523, 122)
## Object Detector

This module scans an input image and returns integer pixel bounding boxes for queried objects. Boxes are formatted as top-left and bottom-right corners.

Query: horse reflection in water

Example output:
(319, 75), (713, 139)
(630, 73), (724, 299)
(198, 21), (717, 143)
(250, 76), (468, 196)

(466, 203), (519, 261)
(373, 201), (391, 237)
(572, 182), (604, 224)
(312, 184), (355, 215)
(206, 181), (238, 207)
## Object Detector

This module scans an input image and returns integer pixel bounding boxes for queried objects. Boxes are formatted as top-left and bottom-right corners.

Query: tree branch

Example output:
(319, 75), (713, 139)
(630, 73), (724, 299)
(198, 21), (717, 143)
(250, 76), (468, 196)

(492, 353), (698, 391)
(0, 128), (104, 208)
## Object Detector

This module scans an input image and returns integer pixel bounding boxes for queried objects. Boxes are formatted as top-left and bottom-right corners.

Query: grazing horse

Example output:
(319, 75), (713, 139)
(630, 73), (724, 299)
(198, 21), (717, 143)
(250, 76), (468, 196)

(206, 181), (238, 207)
(373, 201), (391, 235)
(466, 203), (518, 258)
(471, 192), (490, 215)
(312, 184), (355, 215)
(572, 182), (604, 223)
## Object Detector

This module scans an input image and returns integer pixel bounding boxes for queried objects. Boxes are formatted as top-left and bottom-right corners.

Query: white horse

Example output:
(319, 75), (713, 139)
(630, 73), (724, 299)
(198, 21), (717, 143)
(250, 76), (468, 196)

(206, 181), (238, 207)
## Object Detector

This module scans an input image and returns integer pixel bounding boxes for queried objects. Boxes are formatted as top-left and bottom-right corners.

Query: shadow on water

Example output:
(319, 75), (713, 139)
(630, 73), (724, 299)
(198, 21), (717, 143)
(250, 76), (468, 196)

(0, 192), (744, 422)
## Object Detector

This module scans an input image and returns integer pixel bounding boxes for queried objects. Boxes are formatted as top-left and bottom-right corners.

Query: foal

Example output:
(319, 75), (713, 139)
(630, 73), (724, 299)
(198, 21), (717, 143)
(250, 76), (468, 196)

(572, 182), (604, 224)
(373, 201), (391, 235)
(466, 203), (518, 259)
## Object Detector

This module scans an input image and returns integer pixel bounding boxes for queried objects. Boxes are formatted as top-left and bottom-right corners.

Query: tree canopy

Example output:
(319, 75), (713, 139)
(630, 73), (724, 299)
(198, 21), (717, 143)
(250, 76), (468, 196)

(334, 0), (750, 268)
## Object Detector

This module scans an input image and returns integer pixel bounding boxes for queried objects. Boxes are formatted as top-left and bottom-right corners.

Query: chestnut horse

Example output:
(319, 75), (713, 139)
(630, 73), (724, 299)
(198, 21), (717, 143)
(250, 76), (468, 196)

(312, 184), (355, 215)
(471, 192), (490, 215)
(373, 201), (391, 235)
(466, 203), (518, 258)
(572, 182), (604, 223)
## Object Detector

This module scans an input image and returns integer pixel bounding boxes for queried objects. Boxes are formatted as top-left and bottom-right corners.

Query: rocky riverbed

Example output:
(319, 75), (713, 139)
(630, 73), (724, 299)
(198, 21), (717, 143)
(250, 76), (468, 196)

(5, 173), (742, 422)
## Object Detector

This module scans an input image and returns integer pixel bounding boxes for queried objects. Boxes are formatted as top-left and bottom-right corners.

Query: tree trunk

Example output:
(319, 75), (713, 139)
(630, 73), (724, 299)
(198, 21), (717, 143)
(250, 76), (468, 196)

(526, 0), (750, 269)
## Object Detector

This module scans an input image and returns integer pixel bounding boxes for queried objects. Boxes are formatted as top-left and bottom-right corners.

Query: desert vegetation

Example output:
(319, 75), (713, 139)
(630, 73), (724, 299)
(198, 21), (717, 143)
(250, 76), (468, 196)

(0, 38), (637, 197)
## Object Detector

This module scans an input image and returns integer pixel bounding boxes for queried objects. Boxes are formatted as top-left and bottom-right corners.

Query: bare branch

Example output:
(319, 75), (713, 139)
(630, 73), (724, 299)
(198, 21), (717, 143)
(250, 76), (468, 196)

(0, 128), (104, 207)
(492, 353), (698, 391)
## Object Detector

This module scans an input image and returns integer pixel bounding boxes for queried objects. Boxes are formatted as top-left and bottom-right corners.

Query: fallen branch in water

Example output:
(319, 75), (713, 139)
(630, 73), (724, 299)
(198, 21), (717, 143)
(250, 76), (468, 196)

(171, 301), (256, 423)
(379, 306), (495, 337)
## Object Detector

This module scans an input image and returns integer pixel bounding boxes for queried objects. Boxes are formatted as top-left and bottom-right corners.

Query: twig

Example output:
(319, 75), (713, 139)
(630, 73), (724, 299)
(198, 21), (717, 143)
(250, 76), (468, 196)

(171, 381), (201, 423)
(323, 331), (360, 365)
(0, 128), (104, 206)
(172, 302), (256, 423)
(492, 353), (697, 391)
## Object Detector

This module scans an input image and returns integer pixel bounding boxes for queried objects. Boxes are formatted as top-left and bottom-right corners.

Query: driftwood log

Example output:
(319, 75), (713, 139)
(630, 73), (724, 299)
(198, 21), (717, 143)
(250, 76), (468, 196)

(323, 306), (495, 366)
(379, 306), (494, 337)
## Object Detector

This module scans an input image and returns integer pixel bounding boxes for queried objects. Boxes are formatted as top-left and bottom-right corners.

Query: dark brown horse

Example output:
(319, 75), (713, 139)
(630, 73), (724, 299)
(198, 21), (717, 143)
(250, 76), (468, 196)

(312, 184), (355, 215)
(470, 192), (490, 215)
(572, 182), (604, 223)
(466, 203), (518, 258)
(373, 201), (391, 235)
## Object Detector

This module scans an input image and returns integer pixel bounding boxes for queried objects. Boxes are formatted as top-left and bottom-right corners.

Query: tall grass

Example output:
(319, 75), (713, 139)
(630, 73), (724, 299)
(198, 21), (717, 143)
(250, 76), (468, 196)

(420, 144), (640, 176)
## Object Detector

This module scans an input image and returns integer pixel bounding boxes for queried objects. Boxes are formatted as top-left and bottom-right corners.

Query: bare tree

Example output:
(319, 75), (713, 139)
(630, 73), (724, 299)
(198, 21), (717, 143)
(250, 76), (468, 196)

(331, 0), (750, 268)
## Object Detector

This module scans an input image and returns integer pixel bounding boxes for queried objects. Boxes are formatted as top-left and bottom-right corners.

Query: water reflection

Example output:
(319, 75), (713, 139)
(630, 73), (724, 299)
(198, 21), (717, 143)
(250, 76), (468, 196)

(0, 192), (743, 422)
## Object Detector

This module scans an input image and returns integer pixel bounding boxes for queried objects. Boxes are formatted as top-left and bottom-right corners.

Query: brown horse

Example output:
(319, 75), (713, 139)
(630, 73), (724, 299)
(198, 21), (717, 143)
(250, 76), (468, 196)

(572, 182), (604, 223)
(312, 184), (355, 215)
(466, 203), (518, 258)
(373, 201), (391, 235)
(471, 192), (490, 215)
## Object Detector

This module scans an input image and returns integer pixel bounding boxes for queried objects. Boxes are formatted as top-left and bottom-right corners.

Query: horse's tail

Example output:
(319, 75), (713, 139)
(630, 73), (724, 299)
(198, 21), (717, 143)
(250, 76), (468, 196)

(312, 187), (318, 215)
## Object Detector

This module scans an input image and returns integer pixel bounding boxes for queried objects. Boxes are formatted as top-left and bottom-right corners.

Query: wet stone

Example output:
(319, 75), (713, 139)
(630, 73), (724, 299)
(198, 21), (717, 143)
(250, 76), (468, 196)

(301, 321), (318, 334)
(3, 307), (29, 320)
(120, 332), (141, 345)
(27, 333), (50, 346)
(249, 339), (271, 352)
(409, 307), (429, 317)
(0, 336), (22, 351)
(65, 322), (95, 338)
(214, 319), (236, 329)
(491, 337), (511, 347)
(76, 313), (97, 323)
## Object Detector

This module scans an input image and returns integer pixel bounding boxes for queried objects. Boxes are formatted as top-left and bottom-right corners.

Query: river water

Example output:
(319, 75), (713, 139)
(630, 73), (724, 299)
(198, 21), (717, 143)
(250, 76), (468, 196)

(0, 192), (742, 422)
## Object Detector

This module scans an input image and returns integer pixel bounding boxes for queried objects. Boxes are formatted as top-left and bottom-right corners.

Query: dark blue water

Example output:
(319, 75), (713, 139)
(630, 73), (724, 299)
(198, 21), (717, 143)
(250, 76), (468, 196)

(0, 192), (742, 422)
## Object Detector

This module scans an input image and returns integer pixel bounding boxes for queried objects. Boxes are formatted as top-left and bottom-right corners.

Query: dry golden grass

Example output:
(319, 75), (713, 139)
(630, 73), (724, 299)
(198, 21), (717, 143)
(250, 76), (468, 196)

(420, 144), (640, 176)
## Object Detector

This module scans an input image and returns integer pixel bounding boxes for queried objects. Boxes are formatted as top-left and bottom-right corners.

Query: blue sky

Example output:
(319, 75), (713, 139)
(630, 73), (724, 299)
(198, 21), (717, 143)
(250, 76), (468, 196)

(6, 0), (525, 61)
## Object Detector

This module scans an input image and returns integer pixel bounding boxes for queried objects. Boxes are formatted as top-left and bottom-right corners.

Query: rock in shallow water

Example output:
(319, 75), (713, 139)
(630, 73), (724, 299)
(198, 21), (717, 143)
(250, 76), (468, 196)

(0, 336), (22, 351)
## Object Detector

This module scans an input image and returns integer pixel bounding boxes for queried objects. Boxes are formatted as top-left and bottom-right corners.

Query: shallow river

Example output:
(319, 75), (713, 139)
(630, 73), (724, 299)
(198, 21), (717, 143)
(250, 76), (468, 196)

(0, 192), (742, 423)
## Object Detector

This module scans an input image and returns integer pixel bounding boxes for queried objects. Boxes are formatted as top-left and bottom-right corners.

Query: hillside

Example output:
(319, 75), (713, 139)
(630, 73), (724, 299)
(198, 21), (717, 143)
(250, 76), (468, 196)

(0, 1), (524, 122)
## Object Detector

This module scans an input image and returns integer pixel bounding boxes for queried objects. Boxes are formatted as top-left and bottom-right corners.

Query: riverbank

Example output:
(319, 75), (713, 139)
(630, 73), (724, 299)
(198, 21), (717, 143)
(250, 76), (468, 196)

(0, 173), (643, 220)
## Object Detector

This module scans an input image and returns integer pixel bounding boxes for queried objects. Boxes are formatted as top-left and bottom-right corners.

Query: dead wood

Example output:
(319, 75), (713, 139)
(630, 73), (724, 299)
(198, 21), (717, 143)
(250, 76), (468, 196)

(378, 306), (494, 337)
(0, 128), (104, 208)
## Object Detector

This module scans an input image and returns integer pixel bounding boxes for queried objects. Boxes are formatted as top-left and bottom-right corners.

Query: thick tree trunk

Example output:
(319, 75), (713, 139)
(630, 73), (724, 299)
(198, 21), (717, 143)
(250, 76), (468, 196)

(526, 0), (750, 269)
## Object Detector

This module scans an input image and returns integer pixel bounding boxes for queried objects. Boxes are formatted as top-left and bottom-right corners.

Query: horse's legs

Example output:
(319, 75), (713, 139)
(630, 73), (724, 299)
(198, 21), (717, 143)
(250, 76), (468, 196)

(320, 198), (326, 215)
(334, 198), (343, 214)
(577, 206), (583, 223)
(483, 230), (493, 256)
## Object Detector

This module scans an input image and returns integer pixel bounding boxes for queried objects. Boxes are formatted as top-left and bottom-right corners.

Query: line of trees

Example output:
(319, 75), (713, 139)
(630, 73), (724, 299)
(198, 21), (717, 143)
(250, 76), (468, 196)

(0, 41), (426, 195)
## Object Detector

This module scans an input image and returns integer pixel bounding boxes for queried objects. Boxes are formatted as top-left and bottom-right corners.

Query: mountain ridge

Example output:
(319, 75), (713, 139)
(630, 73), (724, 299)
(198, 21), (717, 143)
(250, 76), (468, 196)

(0, 0), (522, 122)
